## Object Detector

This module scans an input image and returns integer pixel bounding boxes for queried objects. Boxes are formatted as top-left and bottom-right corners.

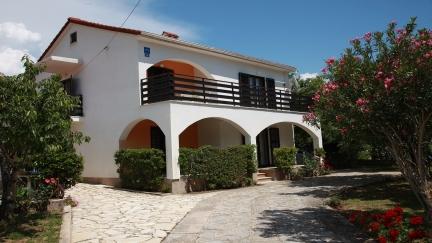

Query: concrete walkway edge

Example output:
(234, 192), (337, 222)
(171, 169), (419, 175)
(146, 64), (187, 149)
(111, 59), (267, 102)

(60, 205), (72, 243)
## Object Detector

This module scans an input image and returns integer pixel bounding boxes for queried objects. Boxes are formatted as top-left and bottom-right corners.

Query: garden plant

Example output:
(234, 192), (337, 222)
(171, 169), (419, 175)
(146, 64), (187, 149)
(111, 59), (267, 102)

(305, 18), (432, 226)
(0, 57), (88, 220)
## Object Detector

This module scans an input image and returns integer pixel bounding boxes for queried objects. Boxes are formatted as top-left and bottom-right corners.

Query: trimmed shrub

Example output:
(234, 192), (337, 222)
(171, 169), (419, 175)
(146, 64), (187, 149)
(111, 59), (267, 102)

(33, 151), (84, 191)
(114, 149), (165, 191)
(273, 147), (297, 178)
(301, 156), (329, 177)
(179, 145), (256, 190)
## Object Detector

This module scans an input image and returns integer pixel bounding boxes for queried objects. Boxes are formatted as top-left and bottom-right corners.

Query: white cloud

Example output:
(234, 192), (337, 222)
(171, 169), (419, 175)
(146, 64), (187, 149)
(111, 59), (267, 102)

(1, 0), (201, 61)
(0, 47), (35, 75)
(0, 22), (41, 43)
(300, 72), (318, 80)
(0, 0), (201, 75)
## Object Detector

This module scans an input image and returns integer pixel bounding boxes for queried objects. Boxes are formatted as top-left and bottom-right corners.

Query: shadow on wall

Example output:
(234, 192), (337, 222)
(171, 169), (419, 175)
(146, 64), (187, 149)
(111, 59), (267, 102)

(255, 207), (367, 242)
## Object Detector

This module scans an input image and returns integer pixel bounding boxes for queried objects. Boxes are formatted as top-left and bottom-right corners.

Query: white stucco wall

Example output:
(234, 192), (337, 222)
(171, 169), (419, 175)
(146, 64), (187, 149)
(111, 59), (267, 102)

(137, 38), (291, 87)
(273, 123), (295, 147)
(197, 119), (243, 148)
(39, 23), (322, 181)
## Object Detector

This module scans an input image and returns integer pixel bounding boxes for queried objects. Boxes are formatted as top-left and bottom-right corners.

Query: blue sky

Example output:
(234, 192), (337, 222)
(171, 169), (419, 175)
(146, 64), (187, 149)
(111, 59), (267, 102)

(2, 0), (432, 76)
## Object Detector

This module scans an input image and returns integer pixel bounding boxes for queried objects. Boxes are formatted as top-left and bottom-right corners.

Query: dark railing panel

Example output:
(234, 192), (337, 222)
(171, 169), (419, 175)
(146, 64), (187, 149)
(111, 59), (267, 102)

(140, 73), (311, 113)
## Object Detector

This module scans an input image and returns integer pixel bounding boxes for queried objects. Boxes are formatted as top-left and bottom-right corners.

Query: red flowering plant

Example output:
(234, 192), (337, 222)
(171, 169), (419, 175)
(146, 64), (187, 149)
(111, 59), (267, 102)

(305, 18), (432, 225)
(346, 206), (430, 242)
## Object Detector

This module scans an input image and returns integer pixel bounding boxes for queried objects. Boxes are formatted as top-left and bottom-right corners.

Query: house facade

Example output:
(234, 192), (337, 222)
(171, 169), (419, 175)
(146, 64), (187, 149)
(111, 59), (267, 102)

(38, 17), (322, 191)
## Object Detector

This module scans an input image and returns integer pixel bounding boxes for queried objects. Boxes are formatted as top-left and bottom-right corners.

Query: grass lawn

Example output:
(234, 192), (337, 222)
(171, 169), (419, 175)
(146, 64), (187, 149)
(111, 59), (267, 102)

(0, 212), (62, 243)
(335, 177), (423, 215)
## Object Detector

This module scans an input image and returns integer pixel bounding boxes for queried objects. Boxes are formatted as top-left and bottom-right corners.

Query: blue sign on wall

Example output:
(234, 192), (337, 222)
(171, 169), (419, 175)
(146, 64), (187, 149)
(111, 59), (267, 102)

(144, 47), (151, 57)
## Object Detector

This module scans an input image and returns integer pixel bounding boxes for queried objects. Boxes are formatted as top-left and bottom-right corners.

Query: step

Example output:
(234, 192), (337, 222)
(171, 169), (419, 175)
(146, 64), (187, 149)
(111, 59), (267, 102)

(257, 176), (272, 182)
(256, 172), (267, 177)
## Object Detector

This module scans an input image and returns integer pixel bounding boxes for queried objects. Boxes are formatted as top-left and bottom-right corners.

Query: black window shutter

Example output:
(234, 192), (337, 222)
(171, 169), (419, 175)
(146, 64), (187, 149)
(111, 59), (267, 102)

(265, 78), (276, 108)
(239, 73), (250, 106)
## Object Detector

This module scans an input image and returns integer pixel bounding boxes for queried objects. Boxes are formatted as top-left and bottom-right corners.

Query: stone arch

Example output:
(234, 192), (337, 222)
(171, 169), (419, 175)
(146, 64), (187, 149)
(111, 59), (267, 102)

(178, 116), (250, 149)
(149, 58), (214, 79)
(254, 119), (322, 149)
(178, 116), (248, 138)
(118, 118), (166, 150)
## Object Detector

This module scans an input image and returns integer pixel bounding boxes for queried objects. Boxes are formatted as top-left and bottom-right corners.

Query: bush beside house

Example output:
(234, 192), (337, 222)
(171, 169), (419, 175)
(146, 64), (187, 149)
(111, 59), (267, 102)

(273, 147), (330, 180)
(179, 145), (256, 191)
(273, 147), (297, 179)
(114, 149), (166, 191)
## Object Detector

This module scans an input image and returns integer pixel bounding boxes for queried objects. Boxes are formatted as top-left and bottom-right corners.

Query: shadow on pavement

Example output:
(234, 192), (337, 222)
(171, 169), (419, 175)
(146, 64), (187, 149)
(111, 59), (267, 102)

(255, 207), (368, 243)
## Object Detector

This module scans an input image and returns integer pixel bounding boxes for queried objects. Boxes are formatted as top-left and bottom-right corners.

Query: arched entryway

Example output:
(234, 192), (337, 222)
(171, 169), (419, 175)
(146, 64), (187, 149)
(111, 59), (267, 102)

(147, 59), (212, 80)
(255, 122), (320, 168)
(179, 117), (247, 149)
(119, 119), (166, 153)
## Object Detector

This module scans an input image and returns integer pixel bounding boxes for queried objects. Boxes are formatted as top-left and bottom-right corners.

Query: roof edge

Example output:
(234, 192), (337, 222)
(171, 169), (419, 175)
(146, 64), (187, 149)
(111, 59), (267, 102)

(38, 17), (141, 62)
(38, 17), (296, 72)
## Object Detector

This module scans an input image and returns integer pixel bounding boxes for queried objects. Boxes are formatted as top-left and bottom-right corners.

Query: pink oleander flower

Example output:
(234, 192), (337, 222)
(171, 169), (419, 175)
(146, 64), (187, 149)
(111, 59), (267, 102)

(304, 112), (317, 122)
(325, 57), (336, 66)
(384, 77), (394, 90)
(323, 82), (339, 93)
(321, 67), (328, 74)
(375, 71), (383, 79)
(356, 98), (369, 107)
(364, 32), (372, 41)
(312, 92), (321, 101)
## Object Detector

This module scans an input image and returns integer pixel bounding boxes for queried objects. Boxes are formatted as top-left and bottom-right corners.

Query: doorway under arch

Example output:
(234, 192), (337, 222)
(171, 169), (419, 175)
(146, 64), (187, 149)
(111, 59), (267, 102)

(119, 119), (166, 153)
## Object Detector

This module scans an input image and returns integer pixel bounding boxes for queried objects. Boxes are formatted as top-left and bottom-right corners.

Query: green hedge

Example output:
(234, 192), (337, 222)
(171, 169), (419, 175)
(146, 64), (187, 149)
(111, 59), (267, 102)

(33, 151), (83, 190)
(273, 147), (297, 178)
(114, 149), (165, 191)
(179, 145), (257, 190)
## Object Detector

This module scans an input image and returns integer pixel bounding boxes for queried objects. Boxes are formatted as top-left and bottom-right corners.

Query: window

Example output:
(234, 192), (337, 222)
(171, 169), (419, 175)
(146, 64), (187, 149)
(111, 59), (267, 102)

(70, 32), (77, 44)
(238, 73), (276, 108)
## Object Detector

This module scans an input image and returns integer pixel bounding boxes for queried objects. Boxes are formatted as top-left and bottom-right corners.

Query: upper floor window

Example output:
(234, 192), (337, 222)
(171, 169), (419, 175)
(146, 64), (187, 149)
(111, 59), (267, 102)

(70, 32), (77, 44)
(239, 73), (276, 108)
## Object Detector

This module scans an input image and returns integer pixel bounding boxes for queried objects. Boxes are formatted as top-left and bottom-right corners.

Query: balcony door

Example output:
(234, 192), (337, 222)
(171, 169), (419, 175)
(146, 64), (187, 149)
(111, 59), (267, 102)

(147, 66), (173, 103)
(239, 73), (276, 108)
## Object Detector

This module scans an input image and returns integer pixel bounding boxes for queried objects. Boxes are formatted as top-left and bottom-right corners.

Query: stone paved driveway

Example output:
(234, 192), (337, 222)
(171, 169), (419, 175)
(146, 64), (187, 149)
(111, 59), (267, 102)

(164, 171), (400, 243)
(65, 184), (217, 243)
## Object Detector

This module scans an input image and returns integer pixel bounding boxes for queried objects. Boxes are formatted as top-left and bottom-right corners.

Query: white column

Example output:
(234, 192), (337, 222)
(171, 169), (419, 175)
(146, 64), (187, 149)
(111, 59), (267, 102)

(245, 132), (258, 161)
(312, 129), (323, 149)
(165, 128), (180, 180)
(245, 132), (257, 146)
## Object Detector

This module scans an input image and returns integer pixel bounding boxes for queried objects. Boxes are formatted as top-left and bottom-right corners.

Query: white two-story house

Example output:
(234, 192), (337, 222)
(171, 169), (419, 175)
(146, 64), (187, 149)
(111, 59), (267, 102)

(38, 17), (322, 192)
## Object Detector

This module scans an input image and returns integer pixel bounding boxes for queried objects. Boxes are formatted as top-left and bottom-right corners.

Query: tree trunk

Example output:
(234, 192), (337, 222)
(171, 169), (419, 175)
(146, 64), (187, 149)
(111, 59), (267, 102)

(393, 157), (432, 225)
(0, 164), (17, 221)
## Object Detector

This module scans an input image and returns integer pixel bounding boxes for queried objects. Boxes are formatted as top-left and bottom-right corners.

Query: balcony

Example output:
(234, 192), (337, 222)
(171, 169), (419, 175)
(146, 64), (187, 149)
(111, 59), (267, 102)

(140, 73), (311, 112)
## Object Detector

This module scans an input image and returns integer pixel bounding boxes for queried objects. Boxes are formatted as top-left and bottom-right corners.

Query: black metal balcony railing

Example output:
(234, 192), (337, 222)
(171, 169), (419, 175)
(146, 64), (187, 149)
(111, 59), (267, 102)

(71, 95), (83, 116)
(140, 73), (311, 112)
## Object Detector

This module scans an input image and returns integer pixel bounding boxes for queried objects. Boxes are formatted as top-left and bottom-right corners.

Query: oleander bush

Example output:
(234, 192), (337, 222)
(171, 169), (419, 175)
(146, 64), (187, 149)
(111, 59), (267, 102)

(273, 147), (297, 179)
(115, 149), (166, 191)
(347, 206), (431, 242)
(179, 145), (256, 190)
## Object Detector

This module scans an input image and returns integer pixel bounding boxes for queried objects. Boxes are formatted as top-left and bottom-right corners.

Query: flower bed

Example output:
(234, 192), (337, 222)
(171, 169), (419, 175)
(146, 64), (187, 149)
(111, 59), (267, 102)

(346, 207), (430, 242)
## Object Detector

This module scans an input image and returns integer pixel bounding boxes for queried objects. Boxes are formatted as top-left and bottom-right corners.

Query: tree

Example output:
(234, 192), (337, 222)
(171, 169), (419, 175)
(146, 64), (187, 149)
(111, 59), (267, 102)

(0, 57), (88, 220)
(306, 18), (432, 222)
